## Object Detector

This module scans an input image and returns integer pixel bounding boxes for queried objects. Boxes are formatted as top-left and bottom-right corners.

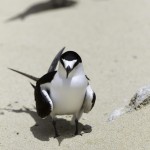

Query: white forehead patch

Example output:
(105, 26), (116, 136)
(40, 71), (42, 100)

(62, 59), (77, 69)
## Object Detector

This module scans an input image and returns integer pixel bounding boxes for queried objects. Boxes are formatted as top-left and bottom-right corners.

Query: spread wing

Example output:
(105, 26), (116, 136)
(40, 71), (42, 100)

(83, 85), (96, 113)
(34, 71), (56, 118)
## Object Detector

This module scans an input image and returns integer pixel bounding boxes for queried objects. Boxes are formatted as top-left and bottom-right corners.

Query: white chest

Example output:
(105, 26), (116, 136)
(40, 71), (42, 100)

(50, 73), (88, 115)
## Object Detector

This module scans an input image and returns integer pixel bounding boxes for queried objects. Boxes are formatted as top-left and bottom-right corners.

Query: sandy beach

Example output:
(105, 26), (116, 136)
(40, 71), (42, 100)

(1, 0), (150, 149)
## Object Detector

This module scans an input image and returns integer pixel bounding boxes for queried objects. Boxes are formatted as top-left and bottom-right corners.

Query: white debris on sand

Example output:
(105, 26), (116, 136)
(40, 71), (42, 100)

(108, 85), (150, 122)
(108, 106), (133, 122)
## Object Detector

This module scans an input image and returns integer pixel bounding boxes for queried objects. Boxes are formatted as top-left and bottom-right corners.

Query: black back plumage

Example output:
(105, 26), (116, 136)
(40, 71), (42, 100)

(34, 71), (56, 118)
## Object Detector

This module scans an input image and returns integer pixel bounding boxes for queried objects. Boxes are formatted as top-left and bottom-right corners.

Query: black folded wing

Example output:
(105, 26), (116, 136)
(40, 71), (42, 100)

(34, 71), (57, 118)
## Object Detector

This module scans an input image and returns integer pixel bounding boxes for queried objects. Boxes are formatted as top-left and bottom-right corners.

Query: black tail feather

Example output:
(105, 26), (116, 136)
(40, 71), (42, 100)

(8, 68), (39, 81)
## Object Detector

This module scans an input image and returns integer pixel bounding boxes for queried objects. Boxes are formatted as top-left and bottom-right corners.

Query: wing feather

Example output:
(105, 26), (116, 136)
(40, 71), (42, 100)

(83, 85), (96, 113)
(34, 71), (56, 118)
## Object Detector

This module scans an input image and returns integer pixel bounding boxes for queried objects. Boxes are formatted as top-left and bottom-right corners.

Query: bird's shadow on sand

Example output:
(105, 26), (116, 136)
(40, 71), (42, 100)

(6, 0), (77, 22)
(2, 106), (92, 145)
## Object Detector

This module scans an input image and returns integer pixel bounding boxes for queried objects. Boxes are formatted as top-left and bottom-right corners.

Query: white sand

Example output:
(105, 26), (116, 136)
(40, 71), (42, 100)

(1, 0), (150, 149)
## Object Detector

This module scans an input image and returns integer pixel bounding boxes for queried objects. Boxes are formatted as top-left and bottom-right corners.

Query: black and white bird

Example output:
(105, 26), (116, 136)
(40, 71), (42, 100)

(9, 49), (96, 137)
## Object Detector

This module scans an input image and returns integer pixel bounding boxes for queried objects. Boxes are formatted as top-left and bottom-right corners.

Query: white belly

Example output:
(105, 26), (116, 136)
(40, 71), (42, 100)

(50, 73), (87, 115)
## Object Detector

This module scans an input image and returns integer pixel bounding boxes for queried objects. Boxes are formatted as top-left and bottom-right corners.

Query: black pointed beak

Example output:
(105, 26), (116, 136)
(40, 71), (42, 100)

(66, 66), (71, 78)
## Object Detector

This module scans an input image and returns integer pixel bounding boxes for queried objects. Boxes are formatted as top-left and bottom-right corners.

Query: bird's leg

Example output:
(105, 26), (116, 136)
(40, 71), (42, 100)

(74, 110), (83, 136)
(52, 120), (59, 138)
(74, 119), (79, 135)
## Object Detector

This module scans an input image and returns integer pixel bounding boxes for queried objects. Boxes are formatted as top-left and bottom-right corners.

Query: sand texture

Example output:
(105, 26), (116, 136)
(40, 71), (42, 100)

(1, 0), (150, 149)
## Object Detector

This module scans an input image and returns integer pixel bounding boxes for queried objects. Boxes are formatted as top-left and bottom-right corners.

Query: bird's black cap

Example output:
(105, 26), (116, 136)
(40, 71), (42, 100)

(60, 51), (82, 62)
(60, 51), (82, 70)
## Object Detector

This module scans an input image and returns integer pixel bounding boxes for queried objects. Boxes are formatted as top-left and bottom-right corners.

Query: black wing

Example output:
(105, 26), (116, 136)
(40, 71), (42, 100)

(83, 85), (96, 113)
(8, 68), (39, 81)
(34, 71), (56, 118)
(48, 47), (65, 72)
